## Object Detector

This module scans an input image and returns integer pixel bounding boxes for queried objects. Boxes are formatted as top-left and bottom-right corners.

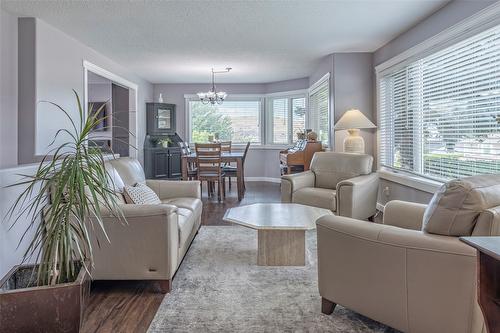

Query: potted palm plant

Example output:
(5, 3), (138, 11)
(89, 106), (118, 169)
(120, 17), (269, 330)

(0, 91), (123, 332)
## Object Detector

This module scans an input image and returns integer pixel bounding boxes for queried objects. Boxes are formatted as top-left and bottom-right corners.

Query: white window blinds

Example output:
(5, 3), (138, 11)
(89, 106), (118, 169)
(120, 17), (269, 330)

(267, 95), (307, 144)
(309, 79), (330, 146)
(271, 98), (289, 144)
(379, 24), (500, 181)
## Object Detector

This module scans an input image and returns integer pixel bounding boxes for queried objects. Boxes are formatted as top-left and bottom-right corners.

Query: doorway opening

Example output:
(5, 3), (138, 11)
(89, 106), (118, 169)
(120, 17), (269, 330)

(83, 61), (138, 159)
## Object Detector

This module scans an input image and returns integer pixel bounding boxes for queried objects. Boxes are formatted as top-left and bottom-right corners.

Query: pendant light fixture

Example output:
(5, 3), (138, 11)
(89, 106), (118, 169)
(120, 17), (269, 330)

(197, 67), (232, 105)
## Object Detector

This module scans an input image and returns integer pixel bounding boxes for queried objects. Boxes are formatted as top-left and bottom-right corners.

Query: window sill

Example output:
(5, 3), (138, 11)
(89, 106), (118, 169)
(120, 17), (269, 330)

(377, 168), (442, 194)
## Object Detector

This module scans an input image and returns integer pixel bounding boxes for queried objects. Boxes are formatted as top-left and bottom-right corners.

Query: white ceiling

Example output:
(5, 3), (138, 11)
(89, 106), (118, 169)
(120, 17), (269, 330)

(3, 0), (449, 84)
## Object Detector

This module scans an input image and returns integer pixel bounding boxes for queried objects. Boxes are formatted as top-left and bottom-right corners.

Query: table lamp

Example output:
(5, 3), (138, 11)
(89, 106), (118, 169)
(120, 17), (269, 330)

(334, 109), (376, 154)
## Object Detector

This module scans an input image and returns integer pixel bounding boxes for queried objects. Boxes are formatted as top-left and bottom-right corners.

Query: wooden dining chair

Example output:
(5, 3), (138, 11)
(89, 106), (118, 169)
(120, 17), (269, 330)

(179, 142), (197, 180)
(220, 141), (232, 153)
(219, 141), (233, 187)
(195, 143), (225, 202)
(223, 142), (250, 192)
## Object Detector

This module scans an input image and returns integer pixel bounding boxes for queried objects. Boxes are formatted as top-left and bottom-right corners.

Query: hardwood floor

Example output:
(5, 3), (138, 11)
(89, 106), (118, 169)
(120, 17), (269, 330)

(81, 181), (280, 333)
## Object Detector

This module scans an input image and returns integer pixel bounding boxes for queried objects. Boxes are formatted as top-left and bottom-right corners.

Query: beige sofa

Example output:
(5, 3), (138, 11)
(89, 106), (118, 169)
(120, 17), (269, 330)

(317, 192), (500, 333)
(281, 152), (378, 220)
(90, 157), (202, 293)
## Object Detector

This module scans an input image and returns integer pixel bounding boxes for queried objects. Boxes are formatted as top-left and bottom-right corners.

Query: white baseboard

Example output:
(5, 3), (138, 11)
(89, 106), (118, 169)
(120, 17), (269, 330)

(376, 202), (385, 212)
(223, 177), (281, 183)
(242, 177), (281, 183)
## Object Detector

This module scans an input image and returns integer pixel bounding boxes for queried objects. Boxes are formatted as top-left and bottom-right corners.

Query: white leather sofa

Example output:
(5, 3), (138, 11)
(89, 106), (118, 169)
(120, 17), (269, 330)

(317, 174), (500, 332)
(90, 157), (202, 293)
(281, 152), (378, 220)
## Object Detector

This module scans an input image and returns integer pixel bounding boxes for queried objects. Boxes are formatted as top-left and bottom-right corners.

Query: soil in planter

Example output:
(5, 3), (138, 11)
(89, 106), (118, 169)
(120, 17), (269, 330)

(1, 262), (83, 291)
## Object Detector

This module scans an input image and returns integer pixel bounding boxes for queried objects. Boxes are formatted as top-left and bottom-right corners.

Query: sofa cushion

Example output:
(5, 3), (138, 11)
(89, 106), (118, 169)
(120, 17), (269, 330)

(109, 157), (146, 186)
(423, 174), (500, 236)
(162, 197), (202, 217)
(124, 183), (161, 205)
(311, 152), (373, 189)
(178, 212), (195, 248)
(292, 187), (336, 211)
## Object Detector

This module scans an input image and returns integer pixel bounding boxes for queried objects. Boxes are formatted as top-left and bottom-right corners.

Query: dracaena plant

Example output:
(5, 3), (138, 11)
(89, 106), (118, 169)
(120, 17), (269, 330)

(7, 90), (123, 286)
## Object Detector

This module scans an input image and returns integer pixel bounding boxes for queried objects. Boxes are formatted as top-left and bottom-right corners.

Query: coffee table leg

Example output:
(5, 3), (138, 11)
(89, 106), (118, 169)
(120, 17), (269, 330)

(257, 229), (305, 266)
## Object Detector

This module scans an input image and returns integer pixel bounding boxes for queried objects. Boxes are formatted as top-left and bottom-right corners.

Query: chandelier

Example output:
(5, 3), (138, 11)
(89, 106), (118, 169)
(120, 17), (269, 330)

(197, 67), (232, 105)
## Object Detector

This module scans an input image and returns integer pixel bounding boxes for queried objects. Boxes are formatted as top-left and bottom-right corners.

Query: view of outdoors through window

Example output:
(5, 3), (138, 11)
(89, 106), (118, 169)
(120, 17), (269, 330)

(380, 25), (500, 180)
(292, 97), (307, 141)
(189, 100), (261, 143)
(309, 81), (330, 146)
(271, 97), (306, 144)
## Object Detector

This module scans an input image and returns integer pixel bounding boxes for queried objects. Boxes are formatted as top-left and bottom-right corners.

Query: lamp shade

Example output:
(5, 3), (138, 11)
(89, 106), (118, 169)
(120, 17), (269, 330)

(334, 109), (376, 130)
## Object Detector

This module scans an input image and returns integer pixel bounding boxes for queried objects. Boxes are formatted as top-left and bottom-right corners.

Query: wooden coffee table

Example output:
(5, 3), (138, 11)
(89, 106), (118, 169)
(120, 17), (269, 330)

(223, 203), (333, 266)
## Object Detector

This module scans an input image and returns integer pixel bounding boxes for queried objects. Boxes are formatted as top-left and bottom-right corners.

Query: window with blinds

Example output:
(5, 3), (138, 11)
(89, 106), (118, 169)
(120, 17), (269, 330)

(309, 79), (330, 147)
(189, 99), (262, 144)
(267, 95), (307, 144)
(379, 24), (500, 181)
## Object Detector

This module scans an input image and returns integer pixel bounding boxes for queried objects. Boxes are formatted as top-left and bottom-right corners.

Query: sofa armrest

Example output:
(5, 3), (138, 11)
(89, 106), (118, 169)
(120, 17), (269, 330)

(336, 173), (379, 219)
(383, 200), (427, 231)
(281, 171), (315, 203)
(146, 179), (201, 200)
(316, 215), (477, 333)
(91, 203), (180, 281)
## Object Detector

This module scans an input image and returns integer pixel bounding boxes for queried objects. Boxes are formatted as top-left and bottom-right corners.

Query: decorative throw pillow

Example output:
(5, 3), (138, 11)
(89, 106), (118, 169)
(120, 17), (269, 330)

(422, 174), (500, 236)
(123, 183), (161, 205)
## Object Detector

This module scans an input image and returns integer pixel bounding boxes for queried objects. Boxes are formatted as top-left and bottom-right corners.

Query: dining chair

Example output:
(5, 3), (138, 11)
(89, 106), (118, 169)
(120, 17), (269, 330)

(219, 141), (233, 187)
(220, 141), (232, 153)
(179, 142), (197, 180)
(223, 142), (250, 192)
(195, 143), (225, 202)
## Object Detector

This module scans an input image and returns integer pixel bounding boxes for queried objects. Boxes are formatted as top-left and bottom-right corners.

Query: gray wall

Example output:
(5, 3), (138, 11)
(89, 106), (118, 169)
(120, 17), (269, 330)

(0, 8), (18, 168)
(308, 53), (376, 157)
(332, 53), (375, 157)
(153, 78), (309, 180)
(378, 178), (434, 206)
(153, 78), (309, 140)
(17, 18), (153, 165)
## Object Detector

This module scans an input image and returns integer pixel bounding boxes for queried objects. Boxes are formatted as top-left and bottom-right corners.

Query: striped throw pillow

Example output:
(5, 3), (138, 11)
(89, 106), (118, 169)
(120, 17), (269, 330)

(123, 183), (161, 205)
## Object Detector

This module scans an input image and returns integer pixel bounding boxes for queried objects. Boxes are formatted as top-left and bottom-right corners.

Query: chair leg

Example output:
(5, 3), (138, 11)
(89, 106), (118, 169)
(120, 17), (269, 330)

(222, 177), (226, 198)
(229, 177), (232, 190)
(217, 180), (222, 202)
(321, 297), (336, 315)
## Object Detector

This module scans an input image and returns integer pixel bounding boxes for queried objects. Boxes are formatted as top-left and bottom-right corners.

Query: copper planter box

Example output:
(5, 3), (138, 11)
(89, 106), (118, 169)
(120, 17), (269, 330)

(0, 264), (90, 333)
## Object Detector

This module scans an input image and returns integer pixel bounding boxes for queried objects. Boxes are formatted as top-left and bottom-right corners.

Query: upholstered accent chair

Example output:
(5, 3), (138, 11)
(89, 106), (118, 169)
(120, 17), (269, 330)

(317, 175), (500, 333)
(281, 152), (378, 220)
(90, 157), (202, 293)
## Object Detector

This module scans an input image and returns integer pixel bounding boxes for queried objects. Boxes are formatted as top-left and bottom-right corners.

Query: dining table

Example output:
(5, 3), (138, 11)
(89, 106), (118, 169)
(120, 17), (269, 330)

(181, 151), (246, 201)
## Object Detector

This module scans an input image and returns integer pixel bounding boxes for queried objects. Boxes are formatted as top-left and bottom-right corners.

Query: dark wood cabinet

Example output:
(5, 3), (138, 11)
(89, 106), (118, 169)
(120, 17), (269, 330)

(145, 147), (182, 179)
(147, 103), (176, 135)
(144, 103), (183, 179)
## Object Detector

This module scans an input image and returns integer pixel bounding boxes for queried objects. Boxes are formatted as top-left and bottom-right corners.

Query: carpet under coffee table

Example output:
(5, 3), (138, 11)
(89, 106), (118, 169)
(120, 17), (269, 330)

(148, 226), (397, 333)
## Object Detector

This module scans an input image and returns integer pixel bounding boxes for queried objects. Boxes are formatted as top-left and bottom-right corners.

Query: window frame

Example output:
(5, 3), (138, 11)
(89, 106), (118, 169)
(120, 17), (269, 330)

(184, 90), (309, 148)
(375, 4), (500, 185)
(184, 95), (265, 146)
(265, 91), (308, 146)
(308, 73), (331, 148)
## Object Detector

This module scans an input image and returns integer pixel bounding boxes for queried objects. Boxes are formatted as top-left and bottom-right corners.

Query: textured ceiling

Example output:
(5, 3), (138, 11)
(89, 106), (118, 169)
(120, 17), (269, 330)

(3, 0), (449, 83)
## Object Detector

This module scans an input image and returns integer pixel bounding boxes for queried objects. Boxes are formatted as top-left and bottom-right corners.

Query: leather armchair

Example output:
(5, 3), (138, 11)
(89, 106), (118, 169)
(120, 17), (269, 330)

(90, 158), (202, 293)
(281, 152), (378, 219)
(316, 199), (500, 333)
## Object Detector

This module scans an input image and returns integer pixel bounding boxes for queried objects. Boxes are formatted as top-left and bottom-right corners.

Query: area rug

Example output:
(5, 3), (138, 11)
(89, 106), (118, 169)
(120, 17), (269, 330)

(148, 226), (397, 333)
